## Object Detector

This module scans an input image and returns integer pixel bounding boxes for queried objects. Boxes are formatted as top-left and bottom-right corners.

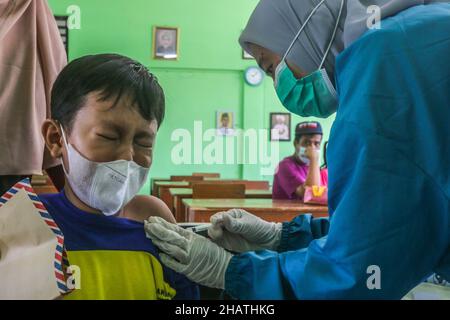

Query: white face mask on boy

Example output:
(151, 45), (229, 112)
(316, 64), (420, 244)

(60, 126), (149, 216)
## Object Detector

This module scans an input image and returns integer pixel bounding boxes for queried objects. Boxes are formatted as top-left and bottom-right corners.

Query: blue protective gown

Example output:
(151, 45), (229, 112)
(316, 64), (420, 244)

(225, 3), (450, 299)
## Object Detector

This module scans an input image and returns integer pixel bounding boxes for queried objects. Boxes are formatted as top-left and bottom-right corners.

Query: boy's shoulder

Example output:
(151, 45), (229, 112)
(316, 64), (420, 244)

(122, 195), (176, 224)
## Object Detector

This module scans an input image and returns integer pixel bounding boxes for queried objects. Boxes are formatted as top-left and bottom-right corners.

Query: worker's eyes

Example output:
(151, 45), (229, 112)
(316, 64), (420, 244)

(258, 55), (273, 76)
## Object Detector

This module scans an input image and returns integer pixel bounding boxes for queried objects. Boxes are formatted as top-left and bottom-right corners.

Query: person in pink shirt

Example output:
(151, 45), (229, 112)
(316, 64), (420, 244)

(273, 121), (328, 200)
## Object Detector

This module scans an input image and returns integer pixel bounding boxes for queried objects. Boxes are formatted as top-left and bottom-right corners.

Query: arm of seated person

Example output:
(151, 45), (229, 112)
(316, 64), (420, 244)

(294, 146), (322, 198)
(121, 195), (176, 223)
(294, 163), (322, 198)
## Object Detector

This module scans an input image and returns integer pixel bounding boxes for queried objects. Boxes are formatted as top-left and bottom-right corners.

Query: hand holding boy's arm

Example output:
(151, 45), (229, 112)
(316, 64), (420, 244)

(145, 217), (232, 289)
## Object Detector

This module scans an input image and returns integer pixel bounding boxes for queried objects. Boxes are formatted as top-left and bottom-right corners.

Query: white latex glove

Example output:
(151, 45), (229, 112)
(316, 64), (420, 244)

(207, 208), (283, 253)
(144, 216), (233, 289)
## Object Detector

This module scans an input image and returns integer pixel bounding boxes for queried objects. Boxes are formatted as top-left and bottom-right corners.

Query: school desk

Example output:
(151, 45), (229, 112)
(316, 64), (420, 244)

(152, 178), (224, 198)
(182, 198), (329, 223)
(171, 188), (273, 222)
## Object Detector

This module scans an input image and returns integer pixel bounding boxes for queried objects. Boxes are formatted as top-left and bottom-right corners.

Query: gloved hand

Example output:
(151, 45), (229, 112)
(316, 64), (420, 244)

(207, 208), (283, 253)
(144, 216), (233, 289)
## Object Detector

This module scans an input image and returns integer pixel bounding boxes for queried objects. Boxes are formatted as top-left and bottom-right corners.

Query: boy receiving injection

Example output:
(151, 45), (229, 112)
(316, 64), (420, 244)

(39, 54), (199, 300)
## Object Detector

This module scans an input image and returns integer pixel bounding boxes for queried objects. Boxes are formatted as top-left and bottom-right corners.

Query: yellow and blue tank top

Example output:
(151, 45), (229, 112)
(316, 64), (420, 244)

(39, 191), (199, 300)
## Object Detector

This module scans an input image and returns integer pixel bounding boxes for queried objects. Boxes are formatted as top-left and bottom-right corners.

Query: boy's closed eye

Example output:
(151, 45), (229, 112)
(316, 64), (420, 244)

(95, 131), (153, 146)
(97, 133), (119, 141)
(134, 132), (154, 149)
(96, 134), (154, 155)
(135, 140), (153, 149)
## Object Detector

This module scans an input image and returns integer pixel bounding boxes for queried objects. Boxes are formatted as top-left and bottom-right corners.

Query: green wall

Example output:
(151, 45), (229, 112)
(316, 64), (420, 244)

(48, 0), (335, 194)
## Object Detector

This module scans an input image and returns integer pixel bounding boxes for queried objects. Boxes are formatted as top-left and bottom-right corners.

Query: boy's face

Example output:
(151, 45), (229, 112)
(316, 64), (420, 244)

(44, 91), (158, 169)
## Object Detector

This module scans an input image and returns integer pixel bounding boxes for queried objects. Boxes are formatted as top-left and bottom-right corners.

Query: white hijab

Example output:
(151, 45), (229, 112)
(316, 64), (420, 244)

(239, 0), (446, 80)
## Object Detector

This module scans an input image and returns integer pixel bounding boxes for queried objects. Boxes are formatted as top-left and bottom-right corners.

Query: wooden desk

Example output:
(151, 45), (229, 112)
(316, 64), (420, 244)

(182, 198), (328, 223)
(171, 188), (273, 222)
(156, 179), (269, 212)
(152, 178), (223, 197)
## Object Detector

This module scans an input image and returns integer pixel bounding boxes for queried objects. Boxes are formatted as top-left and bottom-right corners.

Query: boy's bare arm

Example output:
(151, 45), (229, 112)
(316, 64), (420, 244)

(122, 195), (176, 224)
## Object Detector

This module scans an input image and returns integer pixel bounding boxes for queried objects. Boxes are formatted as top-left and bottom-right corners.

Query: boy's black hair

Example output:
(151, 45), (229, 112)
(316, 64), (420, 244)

(51, 54), (165, 132)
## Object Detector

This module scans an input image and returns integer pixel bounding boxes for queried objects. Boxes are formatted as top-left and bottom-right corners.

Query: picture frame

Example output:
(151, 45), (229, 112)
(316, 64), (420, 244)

(216, 110), (236, 136)
(270, 113), (291, 141)
(242, 49), (254, 60)
(153, 26), (179, 60)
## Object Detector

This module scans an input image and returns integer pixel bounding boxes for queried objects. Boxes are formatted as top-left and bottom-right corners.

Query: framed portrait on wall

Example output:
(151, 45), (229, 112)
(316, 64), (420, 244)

(153, 26), (179, 60)
(241, 29), (254, 60)
(216, 111), (236, 136)
(270, 113), (291, 141)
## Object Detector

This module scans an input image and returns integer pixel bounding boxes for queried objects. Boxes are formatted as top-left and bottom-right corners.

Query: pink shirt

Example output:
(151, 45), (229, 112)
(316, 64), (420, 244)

(0, 0), (66, 175)
(272, 156), (328, 200)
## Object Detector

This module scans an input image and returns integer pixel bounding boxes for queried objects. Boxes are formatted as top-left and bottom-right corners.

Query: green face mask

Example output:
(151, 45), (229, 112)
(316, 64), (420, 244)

(275, 62), (337, 118)
(274, 0), (344, 118)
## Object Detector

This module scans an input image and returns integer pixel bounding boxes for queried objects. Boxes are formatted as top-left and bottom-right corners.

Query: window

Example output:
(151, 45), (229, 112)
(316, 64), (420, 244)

(54, 15), (69, 57)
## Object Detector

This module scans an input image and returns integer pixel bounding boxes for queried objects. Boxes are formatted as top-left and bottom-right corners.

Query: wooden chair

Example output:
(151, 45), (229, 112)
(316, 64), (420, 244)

(192, 172), (221, 178)
(188, 180), (239, 188)
(150, 178), (170, 196)
(192, 183), (245, 199)
(170, 175), (204, 182)
(189, 180), (270, 190)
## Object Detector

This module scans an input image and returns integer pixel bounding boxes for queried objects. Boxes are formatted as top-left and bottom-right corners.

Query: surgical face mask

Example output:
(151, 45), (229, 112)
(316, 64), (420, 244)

(274, 0), (344, 118)
(60, 127), (149, 216)
(298, 147), (320, 166)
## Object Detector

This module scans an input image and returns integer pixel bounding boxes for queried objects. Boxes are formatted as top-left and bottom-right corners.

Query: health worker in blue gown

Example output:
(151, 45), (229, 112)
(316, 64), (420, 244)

(145, 0), (450, 299)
